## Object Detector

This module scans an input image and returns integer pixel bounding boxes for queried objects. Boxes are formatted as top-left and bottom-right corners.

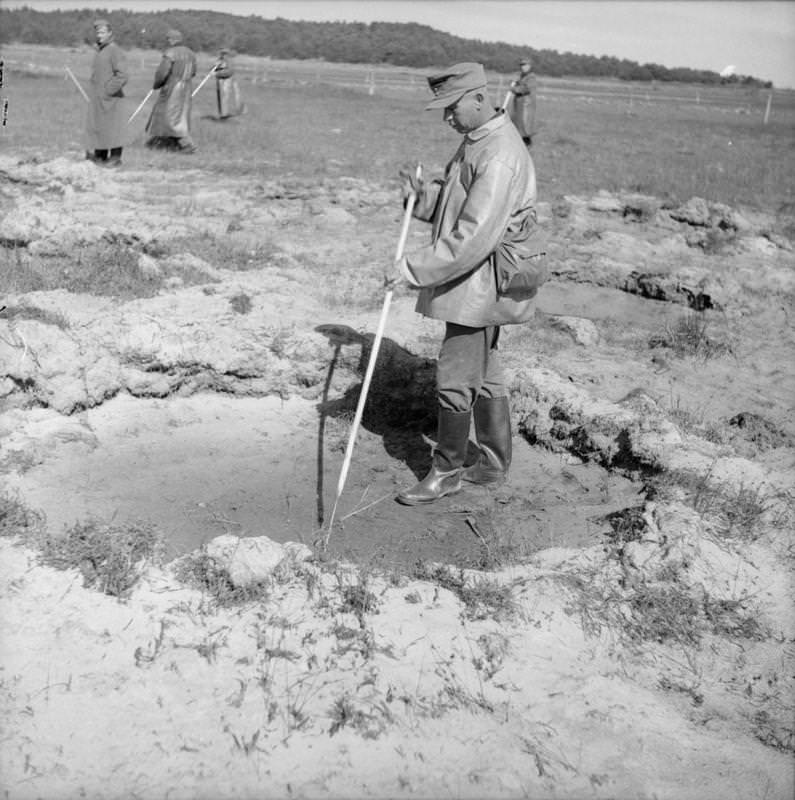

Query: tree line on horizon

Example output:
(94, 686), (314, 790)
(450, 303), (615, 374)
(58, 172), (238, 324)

(0, 6), (773, 88)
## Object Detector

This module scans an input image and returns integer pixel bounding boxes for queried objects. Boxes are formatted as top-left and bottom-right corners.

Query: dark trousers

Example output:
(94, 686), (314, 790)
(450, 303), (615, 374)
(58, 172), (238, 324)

(436, 323), (506, 413)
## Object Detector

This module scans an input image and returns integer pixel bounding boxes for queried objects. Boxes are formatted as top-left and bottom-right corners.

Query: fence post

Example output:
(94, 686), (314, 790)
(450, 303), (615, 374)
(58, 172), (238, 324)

(368, 70), (375, 96)
(763, 91), (772, 125)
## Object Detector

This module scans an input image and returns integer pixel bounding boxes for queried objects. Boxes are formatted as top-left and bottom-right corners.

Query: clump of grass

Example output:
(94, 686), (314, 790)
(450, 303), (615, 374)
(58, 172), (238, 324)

(560, 564), (765, 647)
(0, 491), (45, 539)
(411, 562), (516, 621)
(694, 227), (737, 255)
(174, 550), (271, 607)
(229, 292), (252, 314)
(667, 395), (725, 443)
(167, 232), (282, 271)
(38, 519), (160, 598)
(623, 579), (704, 645)
(268, 324), (293, 357)
(648, 469), (775, 541)
(648, 312), (732, 359)
(338, 583), (379, 626)
(328, 692), (393, 739)
(753, 710), (795, 753)
(600, 505), (647, 546)
(0, 303), (69, 329)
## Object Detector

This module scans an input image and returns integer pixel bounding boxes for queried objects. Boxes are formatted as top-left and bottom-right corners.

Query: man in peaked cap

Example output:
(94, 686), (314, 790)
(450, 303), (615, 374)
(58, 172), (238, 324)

(508, 56), (538, 148)
(84, 18), (128, 167)
(145, 28), (197, 152)
(392, 62), (543, 505)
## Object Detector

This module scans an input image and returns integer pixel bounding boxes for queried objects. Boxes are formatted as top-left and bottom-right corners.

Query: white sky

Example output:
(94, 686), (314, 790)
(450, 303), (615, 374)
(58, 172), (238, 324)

(4, 1), (795, 88)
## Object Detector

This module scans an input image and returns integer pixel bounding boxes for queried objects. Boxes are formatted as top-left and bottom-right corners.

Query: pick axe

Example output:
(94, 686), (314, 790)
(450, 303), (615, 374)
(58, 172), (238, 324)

(323, 164), (423, 543)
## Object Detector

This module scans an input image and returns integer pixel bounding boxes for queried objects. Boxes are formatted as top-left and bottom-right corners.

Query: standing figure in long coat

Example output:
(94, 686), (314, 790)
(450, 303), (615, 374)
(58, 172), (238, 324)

(508, 56), (537, 148)
(145, 29), (197, 153)
(85, 19), (128, 167)
(214, 49), (245, 120)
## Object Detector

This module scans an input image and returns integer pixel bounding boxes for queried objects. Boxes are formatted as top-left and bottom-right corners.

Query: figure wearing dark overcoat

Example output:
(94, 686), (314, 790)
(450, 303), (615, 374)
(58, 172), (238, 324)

(85, 34), (128, 151)
(214, 52), (244, 119)
(509, 70), (537, 141)
(146, 43), (197, 141)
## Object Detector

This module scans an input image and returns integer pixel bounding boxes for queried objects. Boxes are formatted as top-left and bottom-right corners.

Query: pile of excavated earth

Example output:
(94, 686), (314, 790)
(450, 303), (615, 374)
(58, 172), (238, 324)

(1, 152), (793, 799)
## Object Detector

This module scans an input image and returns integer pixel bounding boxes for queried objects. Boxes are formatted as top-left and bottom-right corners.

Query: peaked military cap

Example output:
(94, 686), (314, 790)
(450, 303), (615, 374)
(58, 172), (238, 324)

(425, 62), (487, 110)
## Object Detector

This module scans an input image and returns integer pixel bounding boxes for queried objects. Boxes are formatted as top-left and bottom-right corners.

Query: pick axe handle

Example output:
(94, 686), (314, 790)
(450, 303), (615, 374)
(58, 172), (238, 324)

(326, 165), (422, 536)
(191, 66), (216, 98)
(501, 89), (513, 111)
(127, 89), (153, 124)
(65, 67), (89, 103)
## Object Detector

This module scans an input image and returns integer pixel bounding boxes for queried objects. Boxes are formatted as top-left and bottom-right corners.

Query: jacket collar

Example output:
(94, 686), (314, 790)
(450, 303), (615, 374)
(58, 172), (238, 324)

(465, 112), (505, 143)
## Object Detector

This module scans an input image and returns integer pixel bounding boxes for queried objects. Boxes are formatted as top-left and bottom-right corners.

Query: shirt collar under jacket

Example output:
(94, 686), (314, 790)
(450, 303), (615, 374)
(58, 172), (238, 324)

(465, 112), (506, 143)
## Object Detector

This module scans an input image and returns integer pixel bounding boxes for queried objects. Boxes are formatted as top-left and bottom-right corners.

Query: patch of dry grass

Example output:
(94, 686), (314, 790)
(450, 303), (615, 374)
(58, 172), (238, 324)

(173, 549), (272, 607)
(38, 518), (161, 598)
(411, 561), (516, 621)
(0, 491), (46, 538)
(648, 312), (733, 360)
(559, 559), (765, 647)
(0, 301), (69, 329)
(648, 468), (781, 542)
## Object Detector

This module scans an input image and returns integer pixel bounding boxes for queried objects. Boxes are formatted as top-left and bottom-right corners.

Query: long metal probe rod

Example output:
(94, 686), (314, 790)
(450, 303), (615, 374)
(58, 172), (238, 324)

(324, 164), (422, 542)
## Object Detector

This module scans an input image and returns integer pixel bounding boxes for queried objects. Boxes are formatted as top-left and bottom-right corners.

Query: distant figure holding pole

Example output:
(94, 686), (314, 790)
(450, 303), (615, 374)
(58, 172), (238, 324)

(85, 19), (128, 167)
(145, 29), (197, 153)
(508, 56), (537, 148)
(214, 48), (245, 120)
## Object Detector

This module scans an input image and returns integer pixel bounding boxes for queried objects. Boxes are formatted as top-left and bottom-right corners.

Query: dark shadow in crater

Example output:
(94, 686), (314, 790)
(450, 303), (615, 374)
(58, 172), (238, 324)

(314, 323), (438, 481)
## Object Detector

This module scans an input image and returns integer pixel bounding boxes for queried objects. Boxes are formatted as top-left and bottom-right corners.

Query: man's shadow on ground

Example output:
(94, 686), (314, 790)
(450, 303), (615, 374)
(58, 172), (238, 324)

(314, 323), (440, 524)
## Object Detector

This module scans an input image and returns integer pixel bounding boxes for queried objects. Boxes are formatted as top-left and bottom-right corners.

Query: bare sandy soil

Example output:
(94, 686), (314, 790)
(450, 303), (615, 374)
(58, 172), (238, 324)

(1, 151), (794, 799)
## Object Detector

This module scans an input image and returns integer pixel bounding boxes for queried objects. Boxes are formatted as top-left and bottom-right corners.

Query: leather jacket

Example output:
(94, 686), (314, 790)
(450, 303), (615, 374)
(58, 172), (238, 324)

(402, 112), (538, 326)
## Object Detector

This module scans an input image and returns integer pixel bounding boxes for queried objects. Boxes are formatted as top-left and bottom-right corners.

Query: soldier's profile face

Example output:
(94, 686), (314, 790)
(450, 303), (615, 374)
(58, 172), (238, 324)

(443, 91), (481, 133)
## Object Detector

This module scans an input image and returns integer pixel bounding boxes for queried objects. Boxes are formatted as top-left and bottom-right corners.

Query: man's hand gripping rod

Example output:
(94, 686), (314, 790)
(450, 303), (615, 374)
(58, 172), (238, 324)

(323, 164), (423, 542)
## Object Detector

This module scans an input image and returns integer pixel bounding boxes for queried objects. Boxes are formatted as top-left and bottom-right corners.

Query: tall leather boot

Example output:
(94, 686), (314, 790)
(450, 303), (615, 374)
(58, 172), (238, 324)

(396, 408), (471, 505)
(462, 396), (512, 484)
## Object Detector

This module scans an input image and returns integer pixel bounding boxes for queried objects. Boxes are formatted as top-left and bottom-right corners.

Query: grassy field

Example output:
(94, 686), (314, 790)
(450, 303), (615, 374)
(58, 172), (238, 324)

(2, 44), (795, 212)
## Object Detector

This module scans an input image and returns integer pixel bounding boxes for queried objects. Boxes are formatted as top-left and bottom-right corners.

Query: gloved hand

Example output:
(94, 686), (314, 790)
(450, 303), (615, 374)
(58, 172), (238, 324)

(384, 256), (407, 290)
(398, 166), (424, 204)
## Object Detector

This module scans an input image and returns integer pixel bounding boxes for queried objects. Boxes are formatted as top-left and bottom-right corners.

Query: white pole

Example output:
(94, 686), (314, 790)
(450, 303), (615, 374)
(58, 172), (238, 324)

(763, 92), (772, 125)
(127, 89), (153, 123)
(191, 66), (216, 98)
(501, 90), (512, 112)
(65, 66), (89, 103)
(324, 165), (422, 541)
